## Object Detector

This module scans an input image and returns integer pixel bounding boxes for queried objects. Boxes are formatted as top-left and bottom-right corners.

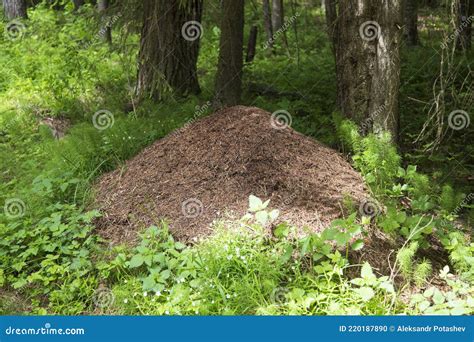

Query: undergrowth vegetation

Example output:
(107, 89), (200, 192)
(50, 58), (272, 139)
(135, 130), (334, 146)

(0, 3), (472, 315)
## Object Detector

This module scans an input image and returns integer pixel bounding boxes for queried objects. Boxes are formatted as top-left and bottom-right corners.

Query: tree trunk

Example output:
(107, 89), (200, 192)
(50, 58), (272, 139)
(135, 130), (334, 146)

(136, 0), (203, 100)
(404, 0), (419, 46)
(214, 0), (244, 106)
(324, 0), (338, 49)
(246, 25), (258, 62)
(330, 0), (404, 141)
(262, 0), (273, 50)
(2, 0), (27, 20)
(271, 0), (284, 32)
(98, 0), (112, 44)
(456, 0), (473, 50)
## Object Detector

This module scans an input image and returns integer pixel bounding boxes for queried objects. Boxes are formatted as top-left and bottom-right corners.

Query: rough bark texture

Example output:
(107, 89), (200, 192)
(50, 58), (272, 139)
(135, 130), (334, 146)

(246, 25), (258, 62)
(329, 0), (403, 141)
(456, 0), (473, 50)
(214, 0), (244, 106)
(2, 0), (27, 20)
(98, 0), (112, 44)
(404, 0), (419, 46)
(136, 0), (203, 100)
(271, 0), (284, 32)
(324, 0), (337, 50)
(262, 0), (273, 49)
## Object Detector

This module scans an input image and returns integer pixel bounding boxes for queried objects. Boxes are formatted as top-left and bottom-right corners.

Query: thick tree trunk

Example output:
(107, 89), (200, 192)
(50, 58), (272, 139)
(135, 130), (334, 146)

(136, 0), (203, 100)
(330, 0), (403, 141)
(262, 0), (273, 50)
(271, 0), (284, 32)
(214, 0), (244, 106)
(456, 0), (473, 50)
(98, 0), (112, 44)
(246, 25), (258, 62)
(2, 0), (27, 20)
(404, 0), (419, 46)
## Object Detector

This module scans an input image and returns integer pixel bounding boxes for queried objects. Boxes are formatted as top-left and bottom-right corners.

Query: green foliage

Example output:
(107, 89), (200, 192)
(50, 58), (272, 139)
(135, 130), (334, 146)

(125, 225), (190, 293)
(413, 260), (433, 288)
(0, 201), (100, 312)
(409, 266), (474, 315)
(440, 232), (474, 281)
(396, 242), (432, 287)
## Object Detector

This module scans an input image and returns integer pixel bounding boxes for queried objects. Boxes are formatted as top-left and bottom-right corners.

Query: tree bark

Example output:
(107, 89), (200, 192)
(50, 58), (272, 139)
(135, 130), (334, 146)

(324, 0), (338, 49)
(246, 25), (258, 62)
(271, 0), (284, 32)
(2, 0), (27, 20)
(262, 0), (273, 50)
(136, 0), (203, 100)
(404, 0), (419, 46)
(330, 0), (404, 141)
(98, 0), (112, 44)
(214, 0), (244, 106)
(456, 0), (473, 50)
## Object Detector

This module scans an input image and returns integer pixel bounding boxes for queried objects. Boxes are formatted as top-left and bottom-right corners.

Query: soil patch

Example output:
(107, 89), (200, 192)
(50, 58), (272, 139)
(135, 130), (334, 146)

(94, 106), (368, 245)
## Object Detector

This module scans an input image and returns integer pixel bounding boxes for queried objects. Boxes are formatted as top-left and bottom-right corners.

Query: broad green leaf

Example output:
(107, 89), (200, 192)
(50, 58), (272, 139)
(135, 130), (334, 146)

(274, 223), (290, 239)
(248, 195), (263, 212)
(351, 239), (364, 251)
(129, 254), (144, 268)
(268, 209), (279, 221)
(255, 210), (268, 226)
(360, 262), (376, 281)
(354, 287), (375, 302)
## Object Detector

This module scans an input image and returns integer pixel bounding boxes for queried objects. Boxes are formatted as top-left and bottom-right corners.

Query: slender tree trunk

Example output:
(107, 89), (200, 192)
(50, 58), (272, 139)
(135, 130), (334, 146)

(136, 0), (203, 100)
(271, 0), (284, 32)
(214, 0), (244, 106)
(2, 0), (27, 20)
(262, 0), (273, 50)
(324, 0), (337, 50)
(456, 0), (473, 50)
(404, 0), (419, 46)
(246, 25), (258, 62)
(98, 0), (112, 44)
(271, 0), (290, 53)
(330, 0), (404, 141)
